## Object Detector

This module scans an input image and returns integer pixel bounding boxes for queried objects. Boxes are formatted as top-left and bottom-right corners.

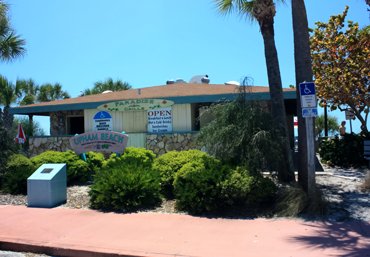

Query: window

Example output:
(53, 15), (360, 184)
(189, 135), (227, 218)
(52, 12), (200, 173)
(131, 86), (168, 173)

(67, 116), (84, 135)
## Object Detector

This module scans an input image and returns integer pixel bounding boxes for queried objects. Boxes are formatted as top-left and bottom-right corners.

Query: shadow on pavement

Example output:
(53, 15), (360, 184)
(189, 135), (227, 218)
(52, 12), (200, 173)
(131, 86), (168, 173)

(291, 221), (370, 257)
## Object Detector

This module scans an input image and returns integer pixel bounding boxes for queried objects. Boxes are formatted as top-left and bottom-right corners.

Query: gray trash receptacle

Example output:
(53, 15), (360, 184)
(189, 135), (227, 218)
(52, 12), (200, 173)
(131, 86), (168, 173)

(27, 163), (67, 208)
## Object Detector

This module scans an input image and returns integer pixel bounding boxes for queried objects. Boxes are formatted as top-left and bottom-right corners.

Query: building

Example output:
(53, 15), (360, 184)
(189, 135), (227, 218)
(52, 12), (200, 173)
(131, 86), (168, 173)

(10, 82), (297, 155)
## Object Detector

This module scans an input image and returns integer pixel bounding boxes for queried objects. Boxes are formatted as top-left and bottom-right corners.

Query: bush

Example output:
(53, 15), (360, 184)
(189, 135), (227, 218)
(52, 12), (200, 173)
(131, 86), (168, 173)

(1, 154), (35, 195)
(31, 150), (90, 185)
(153, 150), (209, 199)
(89, 164), (162, 212)
(173, 155), (228, 214)
(220, 167), (277, 207)
(85, 151), (105, 172)
(104, 147), (155, 169)
(319, 134), (366, 167)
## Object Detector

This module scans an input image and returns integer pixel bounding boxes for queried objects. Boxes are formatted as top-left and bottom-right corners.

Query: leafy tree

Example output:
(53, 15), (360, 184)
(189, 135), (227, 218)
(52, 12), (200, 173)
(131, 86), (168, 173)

(198, 87), (283, 175)
(214, 0), (294, 182)
(37, 83), (70, 102)
(0, 1), (25, 62)
(310, 7), (370, 133)
(315, 114), (339, 138)
(81, 78), (131, 96)
(12, 116), (45, 137)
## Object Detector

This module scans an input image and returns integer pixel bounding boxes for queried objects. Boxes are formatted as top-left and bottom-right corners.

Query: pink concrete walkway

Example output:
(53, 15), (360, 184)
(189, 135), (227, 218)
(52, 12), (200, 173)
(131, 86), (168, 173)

(0, 205), (369, 257)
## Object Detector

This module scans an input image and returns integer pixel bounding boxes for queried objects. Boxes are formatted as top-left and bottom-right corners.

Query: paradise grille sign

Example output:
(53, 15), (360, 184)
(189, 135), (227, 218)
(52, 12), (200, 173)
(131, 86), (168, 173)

(69, 131), (128, 155)
(97, 99), (174, 112)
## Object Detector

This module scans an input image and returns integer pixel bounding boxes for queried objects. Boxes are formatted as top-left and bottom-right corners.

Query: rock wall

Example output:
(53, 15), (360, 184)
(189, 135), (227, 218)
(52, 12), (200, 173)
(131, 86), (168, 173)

(28, 132), (200, 157)
(146, 132), (200, 155)
(28, 136), (72, 157)
(50, 110), (83, 136)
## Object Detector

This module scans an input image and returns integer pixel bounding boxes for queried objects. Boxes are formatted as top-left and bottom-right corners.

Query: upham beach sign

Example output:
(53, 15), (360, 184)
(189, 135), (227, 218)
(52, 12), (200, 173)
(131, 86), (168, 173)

(97, 99), (174, 112)
(69, 131), (128, 155)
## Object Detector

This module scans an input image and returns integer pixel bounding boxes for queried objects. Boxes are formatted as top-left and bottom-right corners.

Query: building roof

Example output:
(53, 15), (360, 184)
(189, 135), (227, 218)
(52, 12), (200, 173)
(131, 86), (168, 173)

(10, 83), (296, 115)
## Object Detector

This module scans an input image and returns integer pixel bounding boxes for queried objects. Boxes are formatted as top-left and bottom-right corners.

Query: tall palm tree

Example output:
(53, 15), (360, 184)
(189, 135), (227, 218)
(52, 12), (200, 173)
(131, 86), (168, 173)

(81, 78), (132, 96)
(16, 78), (39, 105)
(291, 0), (315, 193)
(0, 1), (26, 62)
(215, 0), (294, 182)
(0, 75), (17, 129)
(37, 83), (70, 102)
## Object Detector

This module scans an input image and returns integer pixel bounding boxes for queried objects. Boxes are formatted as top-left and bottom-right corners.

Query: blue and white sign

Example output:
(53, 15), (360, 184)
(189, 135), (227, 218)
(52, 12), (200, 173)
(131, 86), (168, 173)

(93, 111), (113, 131)
(302, 108), (318, 118)
(299, 82), (318, 118)
(299, 82), (317, 108)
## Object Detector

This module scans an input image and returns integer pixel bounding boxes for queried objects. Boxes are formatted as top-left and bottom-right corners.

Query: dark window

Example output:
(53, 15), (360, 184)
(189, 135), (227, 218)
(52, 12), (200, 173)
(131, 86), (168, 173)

(68, 116), (84, 135)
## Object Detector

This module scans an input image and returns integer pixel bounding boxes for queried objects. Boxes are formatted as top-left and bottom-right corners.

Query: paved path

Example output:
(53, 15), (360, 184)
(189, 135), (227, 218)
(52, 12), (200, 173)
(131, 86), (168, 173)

(0, 205), (369, 257)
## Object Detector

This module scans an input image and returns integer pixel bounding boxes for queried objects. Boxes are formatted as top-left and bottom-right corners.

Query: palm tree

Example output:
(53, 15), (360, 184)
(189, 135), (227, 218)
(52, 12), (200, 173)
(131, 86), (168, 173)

(215, 0), (294, 182)
(0, 1), (26, 62)
(16, 78), (40, 105)
(37, 83), (70, 102)
(81, 78), (132, 96)
(0, 75), (17, 129)
(291, 0), (316, 194)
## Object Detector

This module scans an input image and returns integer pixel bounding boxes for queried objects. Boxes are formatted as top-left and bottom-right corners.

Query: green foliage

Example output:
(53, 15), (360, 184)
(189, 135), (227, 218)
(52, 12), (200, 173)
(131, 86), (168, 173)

(319, 134), (367, 167)
(198, 97), (282, 174)
(31, 150), (90, 184)
(315, 114), (339, 137)
(1, 154), (35, 194)
(220, 167), (277, 207)
(0, 119), (16, 175)
(310, 7), (370, 132)
(153, 150), (208, 198)
(89, 164), (161, 212)
(104, 147), (155, 169)
(85, 151), (105, 172)
(81, 78), (131, 96)
(173, 155), (227, 214)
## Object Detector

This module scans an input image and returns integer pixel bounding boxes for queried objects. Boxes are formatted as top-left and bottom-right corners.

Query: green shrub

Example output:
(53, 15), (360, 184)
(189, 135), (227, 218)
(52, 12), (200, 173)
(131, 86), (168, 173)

(89, 164), (161, 212)
(220, 167), (277, 207)
(85, 151), (105, 172)
(153, 150), (208, 198)
(173, 155), (227, 214)
(104, 147), (155, 169)
(319, 134), (366, 167)
(31, 150), (90, 185)
(1, 154), (35, 195)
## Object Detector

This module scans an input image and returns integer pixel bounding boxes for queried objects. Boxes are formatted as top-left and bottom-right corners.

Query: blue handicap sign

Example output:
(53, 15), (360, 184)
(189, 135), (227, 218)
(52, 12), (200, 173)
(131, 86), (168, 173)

(93, 111), (112, 120)
(302, 108), (318, 118)
(299, 82), (315, 96)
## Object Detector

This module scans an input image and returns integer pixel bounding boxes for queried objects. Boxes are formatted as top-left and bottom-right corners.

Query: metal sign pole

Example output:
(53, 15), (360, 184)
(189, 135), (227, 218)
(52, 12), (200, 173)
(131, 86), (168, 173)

(305, 116), (315, 197)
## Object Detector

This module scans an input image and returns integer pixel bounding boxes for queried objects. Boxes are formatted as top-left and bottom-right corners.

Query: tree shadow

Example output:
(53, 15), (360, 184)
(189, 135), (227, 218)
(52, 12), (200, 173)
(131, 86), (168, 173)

(291, 221), (370, 257)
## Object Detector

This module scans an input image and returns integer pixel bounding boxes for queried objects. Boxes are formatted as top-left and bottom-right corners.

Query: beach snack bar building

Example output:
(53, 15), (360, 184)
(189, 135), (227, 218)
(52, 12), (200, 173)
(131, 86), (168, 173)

(10, 83), (297, 156)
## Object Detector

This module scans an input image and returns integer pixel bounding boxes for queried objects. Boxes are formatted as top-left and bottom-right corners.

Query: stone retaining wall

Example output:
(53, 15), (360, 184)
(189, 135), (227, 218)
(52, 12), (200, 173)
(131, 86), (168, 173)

(28, 136), (72, 157)
(146, 133), (200, 155)
(28, 132), (200, 156)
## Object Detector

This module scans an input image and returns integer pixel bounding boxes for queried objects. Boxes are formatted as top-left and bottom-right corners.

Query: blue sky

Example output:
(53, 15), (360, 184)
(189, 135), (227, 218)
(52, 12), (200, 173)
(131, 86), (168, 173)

(1, 0), (369, 134)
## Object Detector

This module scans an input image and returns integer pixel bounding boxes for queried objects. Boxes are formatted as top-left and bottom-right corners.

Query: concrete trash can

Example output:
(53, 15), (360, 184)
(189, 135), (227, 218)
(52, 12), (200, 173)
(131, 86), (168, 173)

(27, 163), (67, 208)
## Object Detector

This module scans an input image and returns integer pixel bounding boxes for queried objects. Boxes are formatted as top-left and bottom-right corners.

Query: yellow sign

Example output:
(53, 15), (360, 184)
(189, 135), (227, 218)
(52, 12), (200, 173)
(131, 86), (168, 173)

(97, 99), (174, 112)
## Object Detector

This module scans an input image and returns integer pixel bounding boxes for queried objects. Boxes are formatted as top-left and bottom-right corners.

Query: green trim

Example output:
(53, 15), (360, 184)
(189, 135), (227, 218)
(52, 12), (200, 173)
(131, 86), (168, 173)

(10, 91), (296, 115)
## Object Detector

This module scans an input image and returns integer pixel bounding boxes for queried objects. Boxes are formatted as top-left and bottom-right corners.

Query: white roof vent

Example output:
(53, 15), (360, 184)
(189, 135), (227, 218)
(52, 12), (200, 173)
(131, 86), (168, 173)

(189, 75), (210, 84)
(175, 78), (187, 84)
(102, 90), (113, 94)
(224, 81), (240, 86)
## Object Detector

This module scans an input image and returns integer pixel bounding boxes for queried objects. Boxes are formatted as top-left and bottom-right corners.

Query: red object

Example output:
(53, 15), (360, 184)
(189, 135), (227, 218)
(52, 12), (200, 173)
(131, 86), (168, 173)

(15, 123), (26, 144)
(294, 117), (298, 127)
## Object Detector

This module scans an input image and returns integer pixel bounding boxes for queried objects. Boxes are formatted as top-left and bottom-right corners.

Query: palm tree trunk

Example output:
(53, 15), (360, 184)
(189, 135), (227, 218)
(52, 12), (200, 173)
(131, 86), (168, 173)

(259, 16), (295, 182)
(292, 0), (315, 193)
(3, 106), (13, 130)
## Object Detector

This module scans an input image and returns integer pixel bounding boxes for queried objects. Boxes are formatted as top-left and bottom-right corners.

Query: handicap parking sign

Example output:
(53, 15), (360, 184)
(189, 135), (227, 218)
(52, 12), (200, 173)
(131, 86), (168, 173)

(299, 82), (317, 108)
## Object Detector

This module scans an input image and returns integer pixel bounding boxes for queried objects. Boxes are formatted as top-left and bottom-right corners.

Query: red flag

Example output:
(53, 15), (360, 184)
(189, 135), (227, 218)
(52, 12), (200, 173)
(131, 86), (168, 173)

(15, 123), (26, 144)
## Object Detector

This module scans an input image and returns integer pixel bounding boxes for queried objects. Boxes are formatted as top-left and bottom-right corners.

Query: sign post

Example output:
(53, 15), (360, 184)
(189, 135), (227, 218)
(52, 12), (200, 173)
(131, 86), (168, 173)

(299, 82), (317, 197)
